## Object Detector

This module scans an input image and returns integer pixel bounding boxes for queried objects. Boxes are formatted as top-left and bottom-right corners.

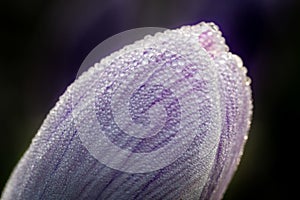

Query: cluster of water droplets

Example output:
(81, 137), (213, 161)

(73, 23), (223, 173)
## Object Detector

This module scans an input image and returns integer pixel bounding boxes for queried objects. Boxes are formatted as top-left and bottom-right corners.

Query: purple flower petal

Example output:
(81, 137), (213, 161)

(1, 22), (252, 200)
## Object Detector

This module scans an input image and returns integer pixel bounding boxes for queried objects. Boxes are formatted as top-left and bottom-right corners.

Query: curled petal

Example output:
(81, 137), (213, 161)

(1, 22), (252, 200)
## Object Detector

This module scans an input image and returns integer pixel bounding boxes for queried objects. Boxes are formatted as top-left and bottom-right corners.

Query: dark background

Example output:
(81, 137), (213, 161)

(1, 0), (299, 199)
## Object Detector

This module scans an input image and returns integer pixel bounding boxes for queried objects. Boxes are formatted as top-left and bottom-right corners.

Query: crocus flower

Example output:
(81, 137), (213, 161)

(1, 22), (252, 200)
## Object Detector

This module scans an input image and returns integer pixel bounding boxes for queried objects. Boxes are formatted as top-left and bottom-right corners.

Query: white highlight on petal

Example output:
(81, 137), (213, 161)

(73, 24), (223, 173)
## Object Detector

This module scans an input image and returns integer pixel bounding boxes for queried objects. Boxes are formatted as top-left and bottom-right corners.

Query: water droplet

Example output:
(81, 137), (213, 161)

(245, 77), (251, 86)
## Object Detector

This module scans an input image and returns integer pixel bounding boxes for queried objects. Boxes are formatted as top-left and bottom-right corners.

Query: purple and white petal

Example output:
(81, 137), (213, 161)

(1, 22), (252, 200)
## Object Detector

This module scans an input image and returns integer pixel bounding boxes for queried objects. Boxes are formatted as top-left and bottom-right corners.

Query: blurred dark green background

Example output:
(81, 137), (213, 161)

(1, 0), (299, 199)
